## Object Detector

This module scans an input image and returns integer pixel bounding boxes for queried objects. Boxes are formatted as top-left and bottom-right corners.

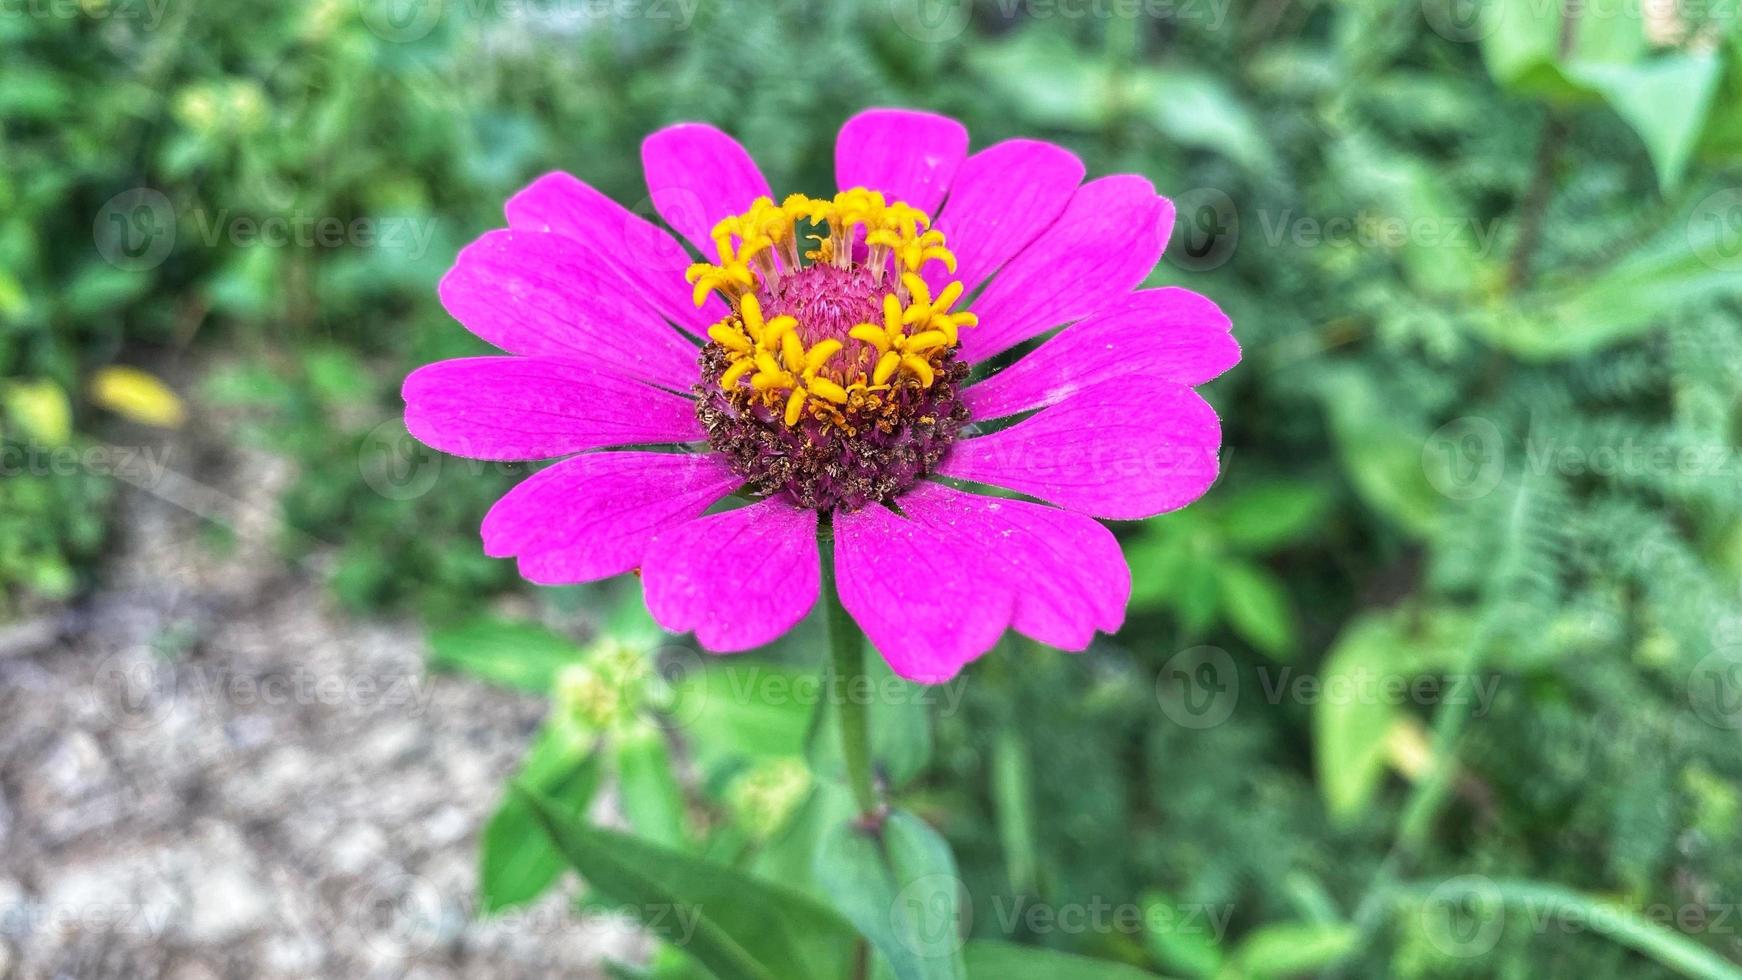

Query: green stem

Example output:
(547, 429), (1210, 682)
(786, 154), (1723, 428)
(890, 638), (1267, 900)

(821, 532), (879, 821)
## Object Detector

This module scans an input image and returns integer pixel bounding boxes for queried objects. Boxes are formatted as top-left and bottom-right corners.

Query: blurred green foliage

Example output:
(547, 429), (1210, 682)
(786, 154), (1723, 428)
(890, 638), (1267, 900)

(6, 0), (1742, 976)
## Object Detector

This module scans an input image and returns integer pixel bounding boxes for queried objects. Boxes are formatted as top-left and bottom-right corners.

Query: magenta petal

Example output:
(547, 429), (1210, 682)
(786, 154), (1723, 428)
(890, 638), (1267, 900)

(641, 499), (819, 652)
(439, 230), (701, 389)
(899, 483), (1129, 650)
(403, 357), (702, 461)
(964, 288), (1240, 421)
(504, 172), (726, 335)
(482, 452), (740, 585)
(834, 503), (1015, 683)
(834, 108), (968, 216)
(641, 123), (772, 259)
(940, 380), (1221, 520)
(961, 176), (1176, 364)
(925, 139), (1083, 296)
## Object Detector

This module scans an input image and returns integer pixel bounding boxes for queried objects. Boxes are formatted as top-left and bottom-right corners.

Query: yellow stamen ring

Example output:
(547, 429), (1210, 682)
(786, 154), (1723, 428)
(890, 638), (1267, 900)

(691, 187), (978, 429)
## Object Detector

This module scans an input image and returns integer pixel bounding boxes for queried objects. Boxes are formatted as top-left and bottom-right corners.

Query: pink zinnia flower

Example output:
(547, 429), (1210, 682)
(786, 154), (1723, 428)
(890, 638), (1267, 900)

(404, 109), (1239, 683)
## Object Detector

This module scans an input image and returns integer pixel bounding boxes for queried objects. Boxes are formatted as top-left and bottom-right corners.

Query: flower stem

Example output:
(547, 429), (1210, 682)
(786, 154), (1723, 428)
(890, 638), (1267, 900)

(820, 533), (879, 822)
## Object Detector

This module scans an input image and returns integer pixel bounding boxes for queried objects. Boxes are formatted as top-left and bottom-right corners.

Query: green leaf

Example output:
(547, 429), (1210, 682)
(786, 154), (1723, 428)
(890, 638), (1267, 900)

(814, 809), (968, 980)
(1125, 531), (1199, 608)
(1315, 613), (1398, 824)
(1479, 213), (1742, 360)
(1228, 922), (1357, 977)
(480, 726), (601, 913)
(1214, 561), (1297, 660)
(1214, 482), (1332, 551)
(517, 785), (856, 980)
(1140, 893), (1224, 978)
(3, 379), (71, 445)
(1480, 0), (1644, 100)
(1130, 70), (1277, 175)
(1314, 609), (1473, 824)
(617, 723), (690, 849)
(1570, 52), (1723, 193)
(965, 30), (1110, 129)
(1321, 383), (1441, 537)
(749, 783), (855, 902)
(963, 941), (1164, 979)
(427, 617), (584, 693)
(1402, 878), (1742, 980)
(990, 730), (1039, 894)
